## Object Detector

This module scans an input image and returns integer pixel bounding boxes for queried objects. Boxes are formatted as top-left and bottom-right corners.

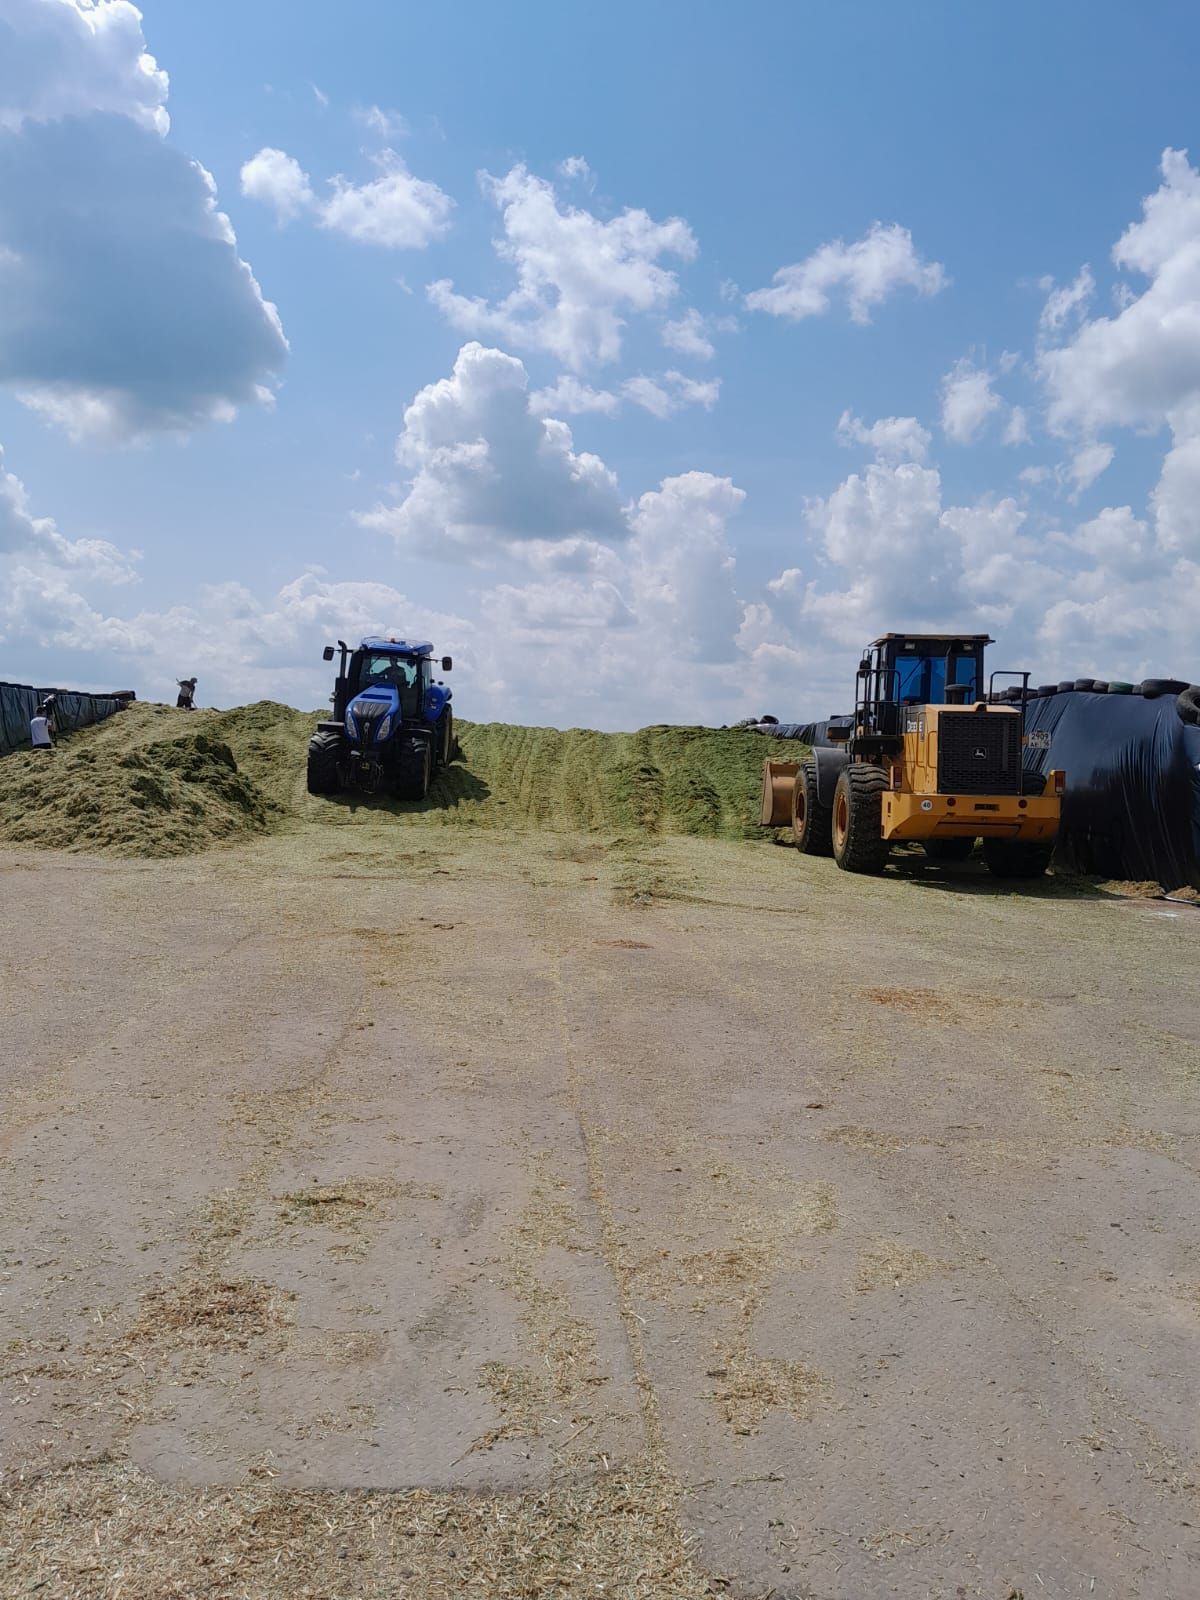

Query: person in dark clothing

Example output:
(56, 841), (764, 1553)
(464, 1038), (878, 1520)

(176, 677), (198, 710)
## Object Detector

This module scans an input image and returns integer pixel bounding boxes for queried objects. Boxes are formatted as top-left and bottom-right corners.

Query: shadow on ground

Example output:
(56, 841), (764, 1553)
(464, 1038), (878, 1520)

(887, 848), (1122, 900)
(323, 764), (492, 817)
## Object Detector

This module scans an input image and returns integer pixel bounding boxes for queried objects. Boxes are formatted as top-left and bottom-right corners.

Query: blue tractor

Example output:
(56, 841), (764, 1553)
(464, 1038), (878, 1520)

(307, 637), (454, 801)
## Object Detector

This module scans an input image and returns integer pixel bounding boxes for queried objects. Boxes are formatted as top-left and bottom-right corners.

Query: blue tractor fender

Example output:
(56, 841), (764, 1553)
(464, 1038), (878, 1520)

(812, 746), (850, 807)
(424, 682), (452, 724)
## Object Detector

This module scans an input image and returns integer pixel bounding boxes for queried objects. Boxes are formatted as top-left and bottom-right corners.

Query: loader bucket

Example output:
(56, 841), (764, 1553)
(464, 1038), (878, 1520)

(760, 759), (800, 826)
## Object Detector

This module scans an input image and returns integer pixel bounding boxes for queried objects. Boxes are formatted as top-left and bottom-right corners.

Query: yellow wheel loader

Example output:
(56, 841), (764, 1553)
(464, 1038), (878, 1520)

(760, 633), (1064, 878)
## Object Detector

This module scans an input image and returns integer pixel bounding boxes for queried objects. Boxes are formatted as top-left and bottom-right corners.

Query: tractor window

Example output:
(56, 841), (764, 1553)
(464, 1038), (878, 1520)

(360, 654), (418, 689)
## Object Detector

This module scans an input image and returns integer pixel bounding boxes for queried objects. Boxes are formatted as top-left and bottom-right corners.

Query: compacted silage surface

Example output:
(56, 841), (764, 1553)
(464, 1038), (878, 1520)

(0, 701), (801, 856)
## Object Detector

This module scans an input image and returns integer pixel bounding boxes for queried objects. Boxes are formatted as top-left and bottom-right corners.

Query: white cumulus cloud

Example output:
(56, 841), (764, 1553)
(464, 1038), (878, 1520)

(621, 371), (720, 419)
(0, 0), (168, 134)
(356, 343), (626, 559)
(241, 145), (453, 249)
(239, 146), (314, 222)
(0, 0), (286, 440)
(836, 410), (931, 463)
(661, 307), (716, 360)
(746, 222), (946, 325)
(427, 164), (696, 369)
(940, 359), (1002, 444)
(1039, 150), (1200, 435)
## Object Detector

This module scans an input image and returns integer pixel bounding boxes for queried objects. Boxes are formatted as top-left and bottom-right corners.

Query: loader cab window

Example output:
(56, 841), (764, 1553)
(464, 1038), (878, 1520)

(892, 647), (980, 706)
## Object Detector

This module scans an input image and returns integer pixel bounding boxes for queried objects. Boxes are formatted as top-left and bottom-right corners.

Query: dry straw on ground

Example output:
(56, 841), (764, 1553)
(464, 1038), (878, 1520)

(1, 1457), (719, 1600)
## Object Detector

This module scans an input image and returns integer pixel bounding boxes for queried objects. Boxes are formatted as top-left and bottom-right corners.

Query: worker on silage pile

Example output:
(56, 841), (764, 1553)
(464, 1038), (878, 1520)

(176, 677), (197, 710)
(30, 697), (55, 753)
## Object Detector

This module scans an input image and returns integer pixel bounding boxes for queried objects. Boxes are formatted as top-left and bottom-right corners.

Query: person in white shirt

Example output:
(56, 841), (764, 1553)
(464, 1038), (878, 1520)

(30, 712), (53, 751)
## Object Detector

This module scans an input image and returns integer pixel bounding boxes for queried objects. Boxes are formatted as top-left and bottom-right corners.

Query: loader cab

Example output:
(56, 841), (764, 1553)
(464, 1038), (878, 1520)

(853, 633), (991, 757)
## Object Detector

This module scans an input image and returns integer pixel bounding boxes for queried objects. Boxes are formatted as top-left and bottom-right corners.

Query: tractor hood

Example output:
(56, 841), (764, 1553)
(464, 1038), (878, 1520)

(345, 685), (400, 744)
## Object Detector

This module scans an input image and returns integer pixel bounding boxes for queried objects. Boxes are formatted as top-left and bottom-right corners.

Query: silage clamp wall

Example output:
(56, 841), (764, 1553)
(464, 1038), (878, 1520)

(0, 681), (128, 756)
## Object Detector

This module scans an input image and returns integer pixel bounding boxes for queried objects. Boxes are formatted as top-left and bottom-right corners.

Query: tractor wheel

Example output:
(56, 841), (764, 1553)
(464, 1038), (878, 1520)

(437, 710), (454, 769)
(792, 760), (833, 855)
(831, 765), (890, 874)
(922, 837), (974, 862)
(306, 731), (342, 796)
(982, 838), (1053, 879)
(393, 735), (431, 801)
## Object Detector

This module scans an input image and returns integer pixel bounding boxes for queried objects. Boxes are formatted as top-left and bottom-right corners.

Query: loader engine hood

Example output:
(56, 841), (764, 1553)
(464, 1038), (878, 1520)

(345, 685), (400, 745)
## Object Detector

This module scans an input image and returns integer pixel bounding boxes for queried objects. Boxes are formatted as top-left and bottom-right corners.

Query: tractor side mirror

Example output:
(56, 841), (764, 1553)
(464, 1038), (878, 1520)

(441, 656), (453, 671)
(322, 646), (335, 662)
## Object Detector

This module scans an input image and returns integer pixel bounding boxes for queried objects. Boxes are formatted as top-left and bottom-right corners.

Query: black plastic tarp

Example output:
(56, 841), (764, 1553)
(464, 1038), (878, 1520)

(1022, 689), (1200, 889)
(0, 681), (128, 756)
(752, 718), (849, 745)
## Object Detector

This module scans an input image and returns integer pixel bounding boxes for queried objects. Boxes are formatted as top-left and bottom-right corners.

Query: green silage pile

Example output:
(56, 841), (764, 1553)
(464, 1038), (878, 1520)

(0, 701), (801, 857)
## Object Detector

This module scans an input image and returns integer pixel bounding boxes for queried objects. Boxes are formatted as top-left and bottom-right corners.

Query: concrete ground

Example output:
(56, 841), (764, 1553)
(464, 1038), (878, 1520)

(2, 817), (1198, 1598)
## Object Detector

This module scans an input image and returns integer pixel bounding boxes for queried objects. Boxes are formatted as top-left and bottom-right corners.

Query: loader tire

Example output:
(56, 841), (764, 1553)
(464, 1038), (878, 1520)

(792, 760), (833, 855)
(982, 838), (1053, 879)
(393, 736), (431, 801)
(922, 837), (974, 862)
(306, 731), (341, 796)
(831, 765), (890, 875)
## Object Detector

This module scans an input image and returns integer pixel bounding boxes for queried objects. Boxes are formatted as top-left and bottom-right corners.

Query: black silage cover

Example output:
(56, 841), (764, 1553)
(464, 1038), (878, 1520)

(0, 681), (127, 756)
(1022, 689), (1200, 889)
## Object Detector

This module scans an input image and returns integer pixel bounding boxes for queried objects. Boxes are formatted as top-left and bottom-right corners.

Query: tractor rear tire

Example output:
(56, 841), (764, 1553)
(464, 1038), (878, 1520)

(306, 731), (341, 796)
(982, 838), (1053, 879)
(831, 765), (890, 875)
(922, 837), (974, 862)
(792, 760), (833, 855)
(393, 736), (431, 801)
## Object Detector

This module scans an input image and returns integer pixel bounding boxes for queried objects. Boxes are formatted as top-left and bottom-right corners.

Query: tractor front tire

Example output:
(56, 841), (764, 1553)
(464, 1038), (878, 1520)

(393, 736), (431, 801)
(792, 760), (833, 855)
(306, 731), (342, 796)
(922, 837), (974, 863)
(831, 765), (890, 874)
(982, 839), (1053, 879)
(437, 710), (454, 769)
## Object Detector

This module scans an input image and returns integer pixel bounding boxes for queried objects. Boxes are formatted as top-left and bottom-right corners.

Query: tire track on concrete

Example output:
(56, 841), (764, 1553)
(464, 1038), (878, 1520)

(541, 913), (669, 1468)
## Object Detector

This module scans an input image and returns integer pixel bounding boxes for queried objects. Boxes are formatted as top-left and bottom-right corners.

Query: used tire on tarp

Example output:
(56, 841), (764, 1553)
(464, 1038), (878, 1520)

(1138, 678), (1189, 698)
(1177, 685), (1200, 727)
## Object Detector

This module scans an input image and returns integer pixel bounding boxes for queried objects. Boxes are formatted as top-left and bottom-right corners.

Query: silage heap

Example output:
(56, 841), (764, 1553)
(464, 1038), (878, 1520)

(0, 701), (802, 858)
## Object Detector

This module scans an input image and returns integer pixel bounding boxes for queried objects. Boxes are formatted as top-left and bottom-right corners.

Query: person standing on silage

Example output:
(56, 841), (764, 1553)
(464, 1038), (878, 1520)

(30, 702), (54, 753)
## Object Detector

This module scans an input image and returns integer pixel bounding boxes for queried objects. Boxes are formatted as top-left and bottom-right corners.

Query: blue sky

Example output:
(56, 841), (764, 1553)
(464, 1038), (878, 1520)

(2, 0), (1199, 725)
